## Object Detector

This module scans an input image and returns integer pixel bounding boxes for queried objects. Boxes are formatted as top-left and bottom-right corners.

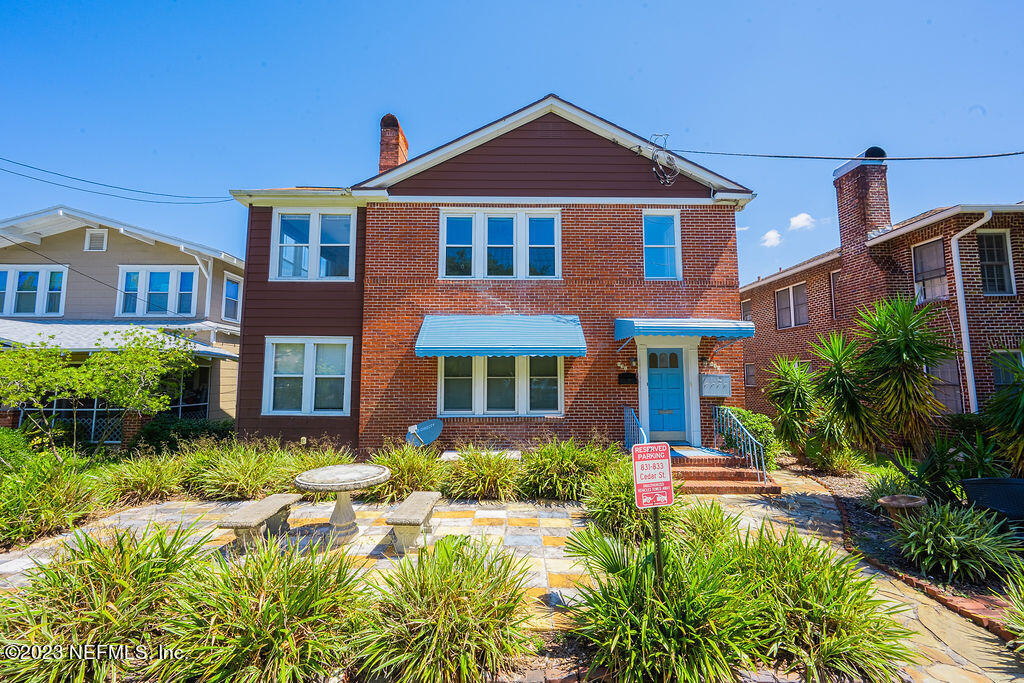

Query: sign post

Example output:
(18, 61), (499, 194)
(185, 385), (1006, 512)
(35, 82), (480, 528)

(631, 441), (674, 586)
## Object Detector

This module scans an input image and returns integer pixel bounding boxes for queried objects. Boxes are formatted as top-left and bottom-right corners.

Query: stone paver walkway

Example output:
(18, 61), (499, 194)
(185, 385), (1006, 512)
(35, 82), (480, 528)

(1, 470), (1022, 681)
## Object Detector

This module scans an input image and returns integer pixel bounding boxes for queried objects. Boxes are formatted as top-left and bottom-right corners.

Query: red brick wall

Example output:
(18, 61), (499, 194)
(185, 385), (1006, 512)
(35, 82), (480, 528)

(359, 202), (746, 451)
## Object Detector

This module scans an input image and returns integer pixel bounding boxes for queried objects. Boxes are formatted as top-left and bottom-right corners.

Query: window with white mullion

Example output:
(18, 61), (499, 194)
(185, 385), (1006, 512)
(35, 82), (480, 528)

(643, 211), (681, 280)
(272, 208), (356, 282)
(485, 215), (516, 277)
(978, 231), (1014, 295)
(439, 355), (563, 416)
(440, 210), (561, 280)
(912, 239), (947, 303)
(263, 337), (351, 415)
(0, 265), (68, 316)
(775, 282), (808, 329)
(117, 266), (198, 317)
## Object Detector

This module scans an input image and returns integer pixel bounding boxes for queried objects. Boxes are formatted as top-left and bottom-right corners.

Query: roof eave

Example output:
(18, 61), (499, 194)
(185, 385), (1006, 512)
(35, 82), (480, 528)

(864, 204), (1024, 246)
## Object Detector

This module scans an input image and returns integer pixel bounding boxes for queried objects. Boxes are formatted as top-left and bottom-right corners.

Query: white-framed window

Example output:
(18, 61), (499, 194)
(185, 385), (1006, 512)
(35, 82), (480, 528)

(83, 228), (108, 252)
(437, 355), (564, 416)
(977, 230), (1015, 296)
(116, 265), (199, 317)
(830, 270), (841, 319)
(992, 350), (1023, 391)
(775, 282), (808, 329)
(262, 336), (352, 416)
(740, 299), (752, 322)
(642, 210), (682, 280)
(744, 363), (756, 387)
(438, 209), (561, 280)
(912, 238), (947, 303)
(223, 274), (242, 322)
(0, 265), (68, 316)
(270, 207), (356, 282)
(925, 358), (963, 413)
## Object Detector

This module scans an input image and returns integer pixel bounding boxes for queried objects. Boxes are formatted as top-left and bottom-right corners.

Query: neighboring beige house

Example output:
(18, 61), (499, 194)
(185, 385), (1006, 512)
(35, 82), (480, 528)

(0, 206), (244, 442)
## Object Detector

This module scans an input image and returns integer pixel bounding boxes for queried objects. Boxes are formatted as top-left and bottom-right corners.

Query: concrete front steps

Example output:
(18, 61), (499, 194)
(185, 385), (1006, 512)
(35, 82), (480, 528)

(671, 453), (782, 495)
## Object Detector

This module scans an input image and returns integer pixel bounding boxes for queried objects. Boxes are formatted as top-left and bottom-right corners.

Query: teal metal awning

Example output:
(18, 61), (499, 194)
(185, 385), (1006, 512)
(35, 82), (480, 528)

(415, 315), (587, 357)
(614, 318), (754, 340)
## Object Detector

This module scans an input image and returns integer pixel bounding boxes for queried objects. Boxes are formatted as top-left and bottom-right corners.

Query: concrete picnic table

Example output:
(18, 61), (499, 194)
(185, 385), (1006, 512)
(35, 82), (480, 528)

(293, 464), (391, 543)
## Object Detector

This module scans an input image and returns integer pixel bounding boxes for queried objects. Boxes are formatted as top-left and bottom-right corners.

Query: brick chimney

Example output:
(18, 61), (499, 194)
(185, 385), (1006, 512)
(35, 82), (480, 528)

(378, 113), (408, 173)
(833, 147), (894, 319)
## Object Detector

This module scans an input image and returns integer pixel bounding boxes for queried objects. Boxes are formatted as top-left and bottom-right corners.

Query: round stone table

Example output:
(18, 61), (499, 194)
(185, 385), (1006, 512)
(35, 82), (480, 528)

(294, 464), (391, 543)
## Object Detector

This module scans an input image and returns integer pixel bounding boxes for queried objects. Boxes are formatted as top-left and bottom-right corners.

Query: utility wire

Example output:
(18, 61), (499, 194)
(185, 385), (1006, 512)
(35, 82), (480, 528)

(0, 167), (233, 205)
(670, 149), (1024, 161)
(0, 155), (226, 199)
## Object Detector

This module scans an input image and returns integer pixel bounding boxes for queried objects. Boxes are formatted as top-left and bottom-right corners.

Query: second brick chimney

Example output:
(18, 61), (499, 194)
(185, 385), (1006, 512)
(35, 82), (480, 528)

(833, 147), (894, 318)
(378, 114), (408, 173)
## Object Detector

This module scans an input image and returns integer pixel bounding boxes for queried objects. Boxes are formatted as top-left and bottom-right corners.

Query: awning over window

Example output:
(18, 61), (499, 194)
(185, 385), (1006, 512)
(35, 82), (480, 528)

(614, 318), (754, 340)
(415, 315), (587, 357)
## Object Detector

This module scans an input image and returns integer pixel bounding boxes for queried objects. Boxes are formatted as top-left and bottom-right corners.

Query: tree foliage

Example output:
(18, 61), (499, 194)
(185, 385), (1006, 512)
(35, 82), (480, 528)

(983, 349), (1024, 475)
(763, 356), (816, 457)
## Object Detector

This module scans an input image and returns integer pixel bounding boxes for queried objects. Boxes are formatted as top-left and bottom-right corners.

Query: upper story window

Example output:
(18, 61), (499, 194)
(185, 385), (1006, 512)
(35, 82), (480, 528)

(926, 358), (963, 414)
(117, 266), (198, 317)
(744, 363), (756, 386)
(912, 238), (947, 303)
(0, 265), (68, 316)
(775, 282), (808, 329)
(262, 336), (352, 415)
(830, 270), (840, 319)
(83, 228), (108, 252)
(438, 355), (563, 416)
(439, 210), (561, 280)
(223, 275), (242, 322)
(271, 208), (356, 282)
(642, 211), (682, 280)
(740, 299), (752, 321)
(978, 231), (1015, 295)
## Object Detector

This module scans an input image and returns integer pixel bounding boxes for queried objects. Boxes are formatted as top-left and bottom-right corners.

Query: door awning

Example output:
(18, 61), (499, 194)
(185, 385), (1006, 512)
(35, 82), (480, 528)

(415, 315), (587, 357)
(614, 318), (754, 340)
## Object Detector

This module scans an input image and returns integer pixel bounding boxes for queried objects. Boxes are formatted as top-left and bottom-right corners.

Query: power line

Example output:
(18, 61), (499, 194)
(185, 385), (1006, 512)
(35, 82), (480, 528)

(670, 149), (1024, 161)
(0, 167), (233, 205)
(0, 155), (226, 199)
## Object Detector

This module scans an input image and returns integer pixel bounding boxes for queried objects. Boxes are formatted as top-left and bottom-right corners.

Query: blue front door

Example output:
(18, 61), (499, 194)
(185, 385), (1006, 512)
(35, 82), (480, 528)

(647, 348), (686, 441)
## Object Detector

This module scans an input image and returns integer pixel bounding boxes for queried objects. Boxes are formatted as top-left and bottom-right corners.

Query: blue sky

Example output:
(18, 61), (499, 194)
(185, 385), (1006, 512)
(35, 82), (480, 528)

(1, 1), (1020, 283)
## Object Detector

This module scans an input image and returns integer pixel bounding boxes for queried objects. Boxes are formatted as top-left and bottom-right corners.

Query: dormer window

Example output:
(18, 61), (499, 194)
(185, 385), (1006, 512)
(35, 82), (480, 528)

(84, 228), (108, 252)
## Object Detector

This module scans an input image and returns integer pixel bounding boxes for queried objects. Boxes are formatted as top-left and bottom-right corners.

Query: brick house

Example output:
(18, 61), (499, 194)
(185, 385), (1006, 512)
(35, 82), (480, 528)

(740, 150), (1023, 416)
(232, 95), (757, 452)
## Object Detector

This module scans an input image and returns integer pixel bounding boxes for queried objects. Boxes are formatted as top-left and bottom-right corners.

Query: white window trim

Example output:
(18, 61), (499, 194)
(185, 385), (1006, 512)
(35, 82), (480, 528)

(83, 228), (108, 252)
(222, 273), (243, 323)
(270, 207), (357, 283)
(436, 355), (564, 417)
(977, 229), (1017, 296)
(437, 208), (562, 280)
(642, 209), (684, 281)
(829, 269), (841, 319)
(0, 265), (69, 317)
(261, 336), (353, 416)
(911, 236), (949, 303)
(774, 281), (808, 330)
(743, 363), (756, 387)
(114, 265), (200, 317)
(739, 298), (752, 322)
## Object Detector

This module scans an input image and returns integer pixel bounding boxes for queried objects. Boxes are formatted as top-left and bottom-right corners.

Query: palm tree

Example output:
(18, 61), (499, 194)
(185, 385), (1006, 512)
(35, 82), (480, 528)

(985, 350), (1024, 475)
(764, 356), (816, 458)
(810, 331), (885, 453)
(855, 297), (954, 453)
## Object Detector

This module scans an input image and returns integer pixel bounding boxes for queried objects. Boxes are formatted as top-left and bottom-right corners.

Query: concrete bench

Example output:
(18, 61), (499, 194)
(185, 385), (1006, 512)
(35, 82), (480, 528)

(219, 493), (304, 546)
(386, 491), (442, 554)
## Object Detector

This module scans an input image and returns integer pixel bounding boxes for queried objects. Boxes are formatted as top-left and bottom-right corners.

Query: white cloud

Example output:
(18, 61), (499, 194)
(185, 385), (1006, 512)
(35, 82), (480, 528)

(736, 225), (750, 232)
(760, 229), (782, 247)
(788, 212), (816, 231)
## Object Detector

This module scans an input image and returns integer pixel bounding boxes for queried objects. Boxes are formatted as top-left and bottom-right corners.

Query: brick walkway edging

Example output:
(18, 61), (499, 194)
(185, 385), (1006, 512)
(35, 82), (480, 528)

(804, 472), (1019, 645)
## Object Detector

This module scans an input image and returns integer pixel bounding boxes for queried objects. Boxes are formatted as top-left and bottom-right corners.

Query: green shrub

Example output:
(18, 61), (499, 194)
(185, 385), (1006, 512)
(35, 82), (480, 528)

(677, 499), (741, 551)
(354, 535), (536, 682)
(726, 408), (780, 469)
(0, 524), (205, 682)
(0, 427), (33, 474)
(517, 438), (622, 500)
(361, 442), (445, 503)
(941, 412), (991, 441)
(0, 450), (96, 548)
(863, 466), (923, 512)
(443, 446), (520, 501)
(583, 459), (682, 544)
(153, 538), (364, 683)
(1006, 558), (1024, 650)
(179, 437), (287, 500)
(891, 503), (1021, 582)
(98, 453), (184, 506)
(807, 443), (866, 476)
(130, 415), (235, 453)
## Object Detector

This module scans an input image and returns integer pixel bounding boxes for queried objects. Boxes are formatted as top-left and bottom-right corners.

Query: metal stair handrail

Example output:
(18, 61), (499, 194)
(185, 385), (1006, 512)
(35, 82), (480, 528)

(712, 405), (767, 483)
(623, 405), (648, 449)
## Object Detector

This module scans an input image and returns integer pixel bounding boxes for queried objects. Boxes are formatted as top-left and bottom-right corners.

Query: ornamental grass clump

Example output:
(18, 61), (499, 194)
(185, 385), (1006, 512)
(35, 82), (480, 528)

(354, 535), (536, 683)
(0, 524), (206, 683)
(97, 452), (185, 506)
(178, 437), (287, 500)
(583, 458), (682, 544)
(443, 445), (520, 501)
(0, 448), (96, 548)
(1005, 558), (1024, 651)
(677, 498), (741, 551)
(891, 502), (1021, 582)
(360, 441), (445, 503)
(807, 443), (867, 476)
(152, 537), (365, 683)
(863, 465), (923, 512)
(518, 437), (623, 500)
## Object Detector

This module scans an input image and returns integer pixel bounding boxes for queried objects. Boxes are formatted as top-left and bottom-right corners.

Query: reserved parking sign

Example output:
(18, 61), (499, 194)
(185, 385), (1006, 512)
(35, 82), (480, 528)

(631, 442), (674, 509)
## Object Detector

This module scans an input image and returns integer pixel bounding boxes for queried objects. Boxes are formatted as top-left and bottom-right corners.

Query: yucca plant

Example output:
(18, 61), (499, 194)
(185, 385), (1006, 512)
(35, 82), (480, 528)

(810, 331), (885, 452)
(360, 441), (445, 503)
(984, 349), (1024, 475)
(764, 356), (817, 458)
(517, 437), (622, 500)
(855, 297), (953, 452)
(354, 535), (536, 683)
(152, 537), (365, 683)
(444, 445), (520, 501)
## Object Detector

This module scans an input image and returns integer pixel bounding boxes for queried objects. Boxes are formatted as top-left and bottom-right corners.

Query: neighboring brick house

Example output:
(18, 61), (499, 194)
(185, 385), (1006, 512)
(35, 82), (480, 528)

(740, 151), (1023, 416)
(0, 206), (244, 443)
(232, 95), (756, 452)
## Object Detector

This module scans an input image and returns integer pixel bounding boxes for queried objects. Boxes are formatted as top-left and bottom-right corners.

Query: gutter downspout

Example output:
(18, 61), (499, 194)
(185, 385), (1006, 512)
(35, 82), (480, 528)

(951, 210), (993, 413)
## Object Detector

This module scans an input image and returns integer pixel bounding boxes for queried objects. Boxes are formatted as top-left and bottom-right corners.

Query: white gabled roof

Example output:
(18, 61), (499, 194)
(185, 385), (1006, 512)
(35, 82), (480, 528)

(352, 94), (753, 199)
(0, 319), (238, 359)
(0, 206), (244, 268)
